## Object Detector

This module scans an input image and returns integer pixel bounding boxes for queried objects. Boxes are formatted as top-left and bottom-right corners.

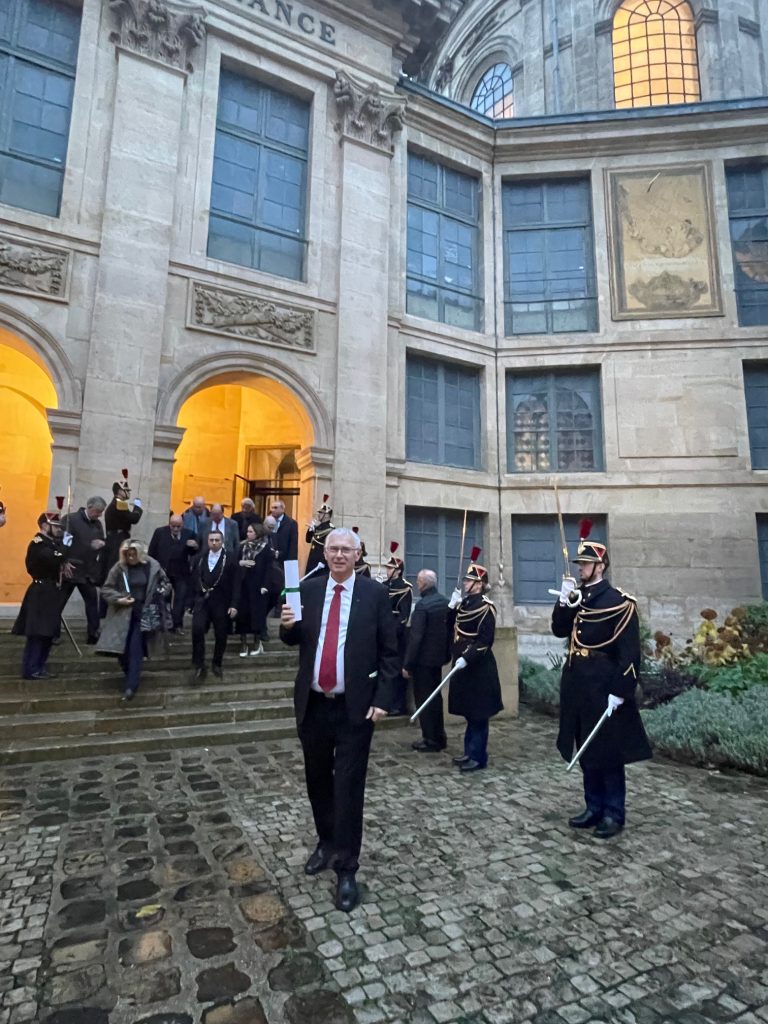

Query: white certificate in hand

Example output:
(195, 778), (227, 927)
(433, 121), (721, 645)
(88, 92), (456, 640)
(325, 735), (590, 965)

(283, 560), (302, 622)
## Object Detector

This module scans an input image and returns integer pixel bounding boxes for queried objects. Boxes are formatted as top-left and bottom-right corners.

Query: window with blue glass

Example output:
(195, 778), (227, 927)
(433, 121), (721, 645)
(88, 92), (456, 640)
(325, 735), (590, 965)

(405, 508), (484, 592)
(512, 514), (607, 604)
(758, 516), (768, 599)
(407, 152), (482, 331)
(406, 355), (481, 469)
(726, 165), (768, 327)
(502, 178), (598, 336)
(744, 362), (768, 469)
(506, 369), (603, 473)
(0, 0), (81, 217)
(208, 70), (310, 281)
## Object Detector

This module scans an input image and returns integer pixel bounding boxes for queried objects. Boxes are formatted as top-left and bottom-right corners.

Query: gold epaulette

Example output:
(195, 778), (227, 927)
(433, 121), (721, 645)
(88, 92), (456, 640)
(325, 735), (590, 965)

(32, 536), (42, 544)
(616, 587), (637, 603)
(482, 596), (496, 613)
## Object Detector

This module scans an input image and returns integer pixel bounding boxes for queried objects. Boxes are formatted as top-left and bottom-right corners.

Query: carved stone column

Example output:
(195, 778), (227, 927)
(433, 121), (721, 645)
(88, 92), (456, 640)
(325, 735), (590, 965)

(296, 445), (334, 563)
(47, 409), (83, 507)
(330, 71), (405, 538)
(76, 1), (205, 511)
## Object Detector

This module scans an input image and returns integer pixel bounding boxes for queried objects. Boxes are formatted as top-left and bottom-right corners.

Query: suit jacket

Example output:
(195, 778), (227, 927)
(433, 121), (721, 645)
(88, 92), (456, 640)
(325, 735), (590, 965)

(148, 526), (199, 578)
(181, 508), (210, 537)
(271, 514), (298, 563)
(280, 574), (399, 726)
(232, 510), (264, 541)
(199, 518), (239, 558)
(404, 586), (450, 670)
(191, 550), (240, 612)
(60, 508), (105, 584)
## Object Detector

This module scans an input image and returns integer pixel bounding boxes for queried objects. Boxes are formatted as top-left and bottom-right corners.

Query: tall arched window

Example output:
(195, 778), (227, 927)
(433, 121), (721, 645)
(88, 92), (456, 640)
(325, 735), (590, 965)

(470, 63), (514, 119)
(612, 0), (701, 108)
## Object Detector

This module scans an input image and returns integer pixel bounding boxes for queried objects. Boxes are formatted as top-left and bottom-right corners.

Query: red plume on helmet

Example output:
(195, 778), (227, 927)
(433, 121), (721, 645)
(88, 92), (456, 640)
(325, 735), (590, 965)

(578, 518), (593, 541)
(322, 493), (329, 503)
(470, 545), (481, 562)
(386, 540), (403, 571)
(390, 541), (399, 554)
(121, 468), (129, 480)
(352, 526), (359, 533)
(55, 496), (65, 510)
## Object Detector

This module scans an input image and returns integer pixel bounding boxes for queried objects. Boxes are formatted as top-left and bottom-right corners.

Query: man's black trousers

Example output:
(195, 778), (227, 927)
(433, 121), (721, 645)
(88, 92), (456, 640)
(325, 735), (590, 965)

(297, 691), (375, 874)
(412, 665), (447, 749)
(191, 601), (230, 668)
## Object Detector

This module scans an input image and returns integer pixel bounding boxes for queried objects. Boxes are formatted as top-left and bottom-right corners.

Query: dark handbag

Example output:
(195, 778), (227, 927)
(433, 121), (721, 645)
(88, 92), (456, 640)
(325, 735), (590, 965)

(140, 601), (162, 633)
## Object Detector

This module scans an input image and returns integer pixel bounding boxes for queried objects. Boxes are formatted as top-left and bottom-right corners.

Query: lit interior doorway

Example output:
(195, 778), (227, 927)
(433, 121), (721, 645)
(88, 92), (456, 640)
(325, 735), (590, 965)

(170, 375), (314, 520)
(0, 329), (57, 603)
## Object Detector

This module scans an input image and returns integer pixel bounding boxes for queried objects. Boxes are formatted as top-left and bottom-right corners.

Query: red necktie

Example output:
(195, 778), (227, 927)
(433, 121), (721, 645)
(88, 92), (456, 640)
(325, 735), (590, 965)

(318, 584), (344, 693)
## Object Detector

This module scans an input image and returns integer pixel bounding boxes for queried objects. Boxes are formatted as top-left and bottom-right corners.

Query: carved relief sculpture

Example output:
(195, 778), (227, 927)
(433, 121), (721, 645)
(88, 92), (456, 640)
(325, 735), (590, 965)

(605, 163), (723, 319)
(332, 70), (406, 152)
(108, 0), (206, 72)
(190, 283), (314, 350)
(0, 235), (69, 299)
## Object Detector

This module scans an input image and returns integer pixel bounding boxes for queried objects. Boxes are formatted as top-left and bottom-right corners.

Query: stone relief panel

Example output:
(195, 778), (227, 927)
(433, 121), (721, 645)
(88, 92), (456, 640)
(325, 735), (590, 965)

(108, 0), (206, 73)
(0, 235), (70, 301)
(332, 70), (406, 153)
(605, 163), (723, 319)
(188, 282), (314, 351)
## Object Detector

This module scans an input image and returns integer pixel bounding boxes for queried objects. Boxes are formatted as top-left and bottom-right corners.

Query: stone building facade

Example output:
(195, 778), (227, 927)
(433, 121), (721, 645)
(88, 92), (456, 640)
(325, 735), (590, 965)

(0, 0), (767, 654)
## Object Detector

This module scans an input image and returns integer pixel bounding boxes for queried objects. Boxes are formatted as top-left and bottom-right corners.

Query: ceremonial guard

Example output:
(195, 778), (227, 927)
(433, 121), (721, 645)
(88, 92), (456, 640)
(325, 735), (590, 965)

(382, 542), (412, 715)
(552, 523), (652, 839)
(0, 497), (6, 527)
(447, 551), (503, 772)
(13, 505), (70, 680)
(103, 469), (143, 578)
(352, 527), (371, 577)
(304, 495), (334, 576)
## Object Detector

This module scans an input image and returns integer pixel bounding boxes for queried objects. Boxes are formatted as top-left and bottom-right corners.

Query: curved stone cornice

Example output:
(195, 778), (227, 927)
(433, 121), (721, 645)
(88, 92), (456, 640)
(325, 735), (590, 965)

(107, 0), (206, 73)
(332, 70), (407, 153)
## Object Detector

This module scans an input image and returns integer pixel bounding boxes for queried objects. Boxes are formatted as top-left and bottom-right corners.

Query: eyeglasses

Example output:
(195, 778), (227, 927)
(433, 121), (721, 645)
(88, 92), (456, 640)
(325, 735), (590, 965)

(326, 546), (356, 555)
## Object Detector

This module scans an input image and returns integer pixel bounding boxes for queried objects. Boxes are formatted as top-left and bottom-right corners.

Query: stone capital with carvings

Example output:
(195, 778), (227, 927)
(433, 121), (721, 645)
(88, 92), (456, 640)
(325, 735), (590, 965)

(0, 234), (70, 300)
(108, 0), (206, 73)
(190, 282), (314, 351)
(332, 70), (406, 153)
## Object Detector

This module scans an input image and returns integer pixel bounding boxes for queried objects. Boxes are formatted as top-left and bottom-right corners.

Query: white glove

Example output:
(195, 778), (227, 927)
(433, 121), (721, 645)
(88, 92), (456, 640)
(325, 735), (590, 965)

(559, 577), (577, 605)
(132, 498), (142, 509)
(454, 656), (468, 671)
(448, 588), (462, 609)
(62, 532), (73, 547)
(606, 694), (624, 717)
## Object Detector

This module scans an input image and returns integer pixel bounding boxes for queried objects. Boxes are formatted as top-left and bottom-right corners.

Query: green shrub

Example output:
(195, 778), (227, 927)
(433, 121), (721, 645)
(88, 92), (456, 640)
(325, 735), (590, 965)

(700, 652), (768, 697)
(640, 663), (703, 708)
(642, 687), (768, 775)
(519, 657), (561, 711)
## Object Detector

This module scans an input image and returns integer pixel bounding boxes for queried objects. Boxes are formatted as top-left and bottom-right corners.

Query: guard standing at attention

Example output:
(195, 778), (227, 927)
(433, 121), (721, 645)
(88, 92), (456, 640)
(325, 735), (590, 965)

(383, 542), (412, 715)
(305, 495), (334, 576)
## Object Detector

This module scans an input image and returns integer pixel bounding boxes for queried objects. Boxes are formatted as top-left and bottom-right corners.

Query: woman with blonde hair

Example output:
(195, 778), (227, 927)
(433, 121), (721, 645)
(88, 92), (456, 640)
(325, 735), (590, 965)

(97, 539), (170, 702)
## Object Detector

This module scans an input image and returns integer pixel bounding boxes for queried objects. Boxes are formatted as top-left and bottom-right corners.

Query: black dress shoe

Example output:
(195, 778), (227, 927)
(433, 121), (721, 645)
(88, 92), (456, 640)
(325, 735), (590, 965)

(335, 872), (359, 913)
(304, 846), (332, 876)
(31, 668), (57, 680)
(411, 740), (441, 752)
(120, 689), (136, 704)
(191, 667), (207, 685)
(211, 664), (223, 679)
(452, 754), (470, 766)
(594, 817), (624, 839)
(568, 809), (602, 829)
(86, 635), (99, 645)
(459, 759), (485, 773)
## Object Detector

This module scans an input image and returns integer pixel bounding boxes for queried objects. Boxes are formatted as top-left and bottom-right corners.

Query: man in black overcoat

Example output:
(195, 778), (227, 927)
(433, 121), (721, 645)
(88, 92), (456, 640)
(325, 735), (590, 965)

(382, 543), (412, 715)
(403, 569), (450, 752)
(552, 535), (652, 839)
(280, 527), (398, 913)
(148, 514), (199, 632)
(232, 497), (263, 541)
(447, 559), (503, 773)
(189, 532), (239, 683)
(13, 512), (70, 679)
(269, 499), (298, 566)
(60, 496), (107, 643)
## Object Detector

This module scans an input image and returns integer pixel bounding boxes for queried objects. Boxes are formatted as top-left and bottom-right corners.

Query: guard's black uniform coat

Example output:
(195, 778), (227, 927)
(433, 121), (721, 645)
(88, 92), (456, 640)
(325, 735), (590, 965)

(384, 575), (412, 664)
(448, 594), (503, 720)
(552, 578), (652, 769)
(305, 521), (333, 575)
(103, 498), (143, 578)
(13, 534), (67, 637)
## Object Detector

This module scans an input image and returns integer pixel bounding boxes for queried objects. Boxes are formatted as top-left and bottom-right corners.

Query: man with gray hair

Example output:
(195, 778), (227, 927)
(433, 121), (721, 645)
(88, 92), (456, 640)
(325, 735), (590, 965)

(280, 526), (399, 912)
(60, 495), (107, 643)
(403, 569), (450, 752)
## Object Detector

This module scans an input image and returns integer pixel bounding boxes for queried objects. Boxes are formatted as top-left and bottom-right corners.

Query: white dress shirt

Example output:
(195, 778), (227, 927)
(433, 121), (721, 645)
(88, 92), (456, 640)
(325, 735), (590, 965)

(311, 572), (355, 694)
(207, 550), (222, 572)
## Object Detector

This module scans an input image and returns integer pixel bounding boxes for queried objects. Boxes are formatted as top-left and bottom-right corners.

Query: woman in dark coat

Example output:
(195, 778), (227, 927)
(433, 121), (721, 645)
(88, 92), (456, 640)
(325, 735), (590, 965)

(97, 540), (169, 702)
(447, 560), (503, 773)
(235, 523), (272, 657)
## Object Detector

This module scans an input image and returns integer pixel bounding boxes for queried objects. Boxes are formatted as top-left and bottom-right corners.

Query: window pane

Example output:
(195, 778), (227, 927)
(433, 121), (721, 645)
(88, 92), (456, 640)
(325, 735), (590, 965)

(405, 508), (484, 591)
(744, 363), (768, 469)
(727, 166), (768, 327)
(758, 515), (768, 600)
(406, 356), (480, 468)
(470, 62), (514, 120)
(18, 0), (80, 68)
(512, 515), (607, 603)
(0, 149), (62, 215)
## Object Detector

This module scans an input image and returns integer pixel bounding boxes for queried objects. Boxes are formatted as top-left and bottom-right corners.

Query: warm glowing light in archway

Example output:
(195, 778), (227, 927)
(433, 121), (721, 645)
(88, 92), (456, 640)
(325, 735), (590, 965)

(613, 0), (700, 108)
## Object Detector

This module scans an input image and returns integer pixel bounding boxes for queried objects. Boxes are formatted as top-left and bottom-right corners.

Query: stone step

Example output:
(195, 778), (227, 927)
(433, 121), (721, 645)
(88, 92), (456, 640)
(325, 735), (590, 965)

(0, 659), (295, 689)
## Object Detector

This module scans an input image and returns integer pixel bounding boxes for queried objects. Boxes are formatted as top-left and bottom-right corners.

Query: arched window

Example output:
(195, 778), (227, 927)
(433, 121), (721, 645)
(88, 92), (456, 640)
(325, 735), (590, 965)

(470, 62), (514, 119)
(612, 0), (701, 108)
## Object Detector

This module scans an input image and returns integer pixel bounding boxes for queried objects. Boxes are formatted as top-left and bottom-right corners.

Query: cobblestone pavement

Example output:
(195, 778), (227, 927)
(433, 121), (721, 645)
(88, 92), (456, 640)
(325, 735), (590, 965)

(1, 710), (767, 1024)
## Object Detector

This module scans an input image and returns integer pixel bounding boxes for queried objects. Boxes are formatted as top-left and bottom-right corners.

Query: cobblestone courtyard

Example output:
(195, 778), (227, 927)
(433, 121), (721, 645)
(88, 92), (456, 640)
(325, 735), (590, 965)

(1, 710), (767, 1024)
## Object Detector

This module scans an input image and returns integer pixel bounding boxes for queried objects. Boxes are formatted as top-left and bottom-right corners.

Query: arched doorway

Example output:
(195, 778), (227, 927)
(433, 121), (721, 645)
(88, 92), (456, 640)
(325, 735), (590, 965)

(0, 329), (58, 602)
(170, 374), (315, 520)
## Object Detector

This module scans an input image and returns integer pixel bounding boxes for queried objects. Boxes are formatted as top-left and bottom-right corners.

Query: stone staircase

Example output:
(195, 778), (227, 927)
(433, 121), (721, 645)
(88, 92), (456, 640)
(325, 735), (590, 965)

(0, 623), (323, 763)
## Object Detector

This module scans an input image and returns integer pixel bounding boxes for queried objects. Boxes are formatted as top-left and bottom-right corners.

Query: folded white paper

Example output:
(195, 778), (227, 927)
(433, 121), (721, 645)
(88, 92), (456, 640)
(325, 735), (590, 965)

(283, 560), (302, 622)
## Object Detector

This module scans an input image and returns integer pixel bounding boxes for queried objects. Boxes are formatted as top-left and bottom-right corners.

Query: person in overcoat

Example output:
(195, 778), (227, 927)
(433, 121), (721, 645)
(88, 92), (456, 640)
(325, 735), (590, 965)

(382, 543), (412, 715)
(447, 560), (503, 773)
(59, 496), (107, 643)
(189, 531), (240, 682)
(103, 474), (144, 581)
(552, 534), (652, 839)
(97, 540), (170, 702)
(403, 569), (450, 752)
(280, 527), (398, 913)
(13, 511), (70, 679)
(304, 495), (334, 576)
(235, 522), (272, 657)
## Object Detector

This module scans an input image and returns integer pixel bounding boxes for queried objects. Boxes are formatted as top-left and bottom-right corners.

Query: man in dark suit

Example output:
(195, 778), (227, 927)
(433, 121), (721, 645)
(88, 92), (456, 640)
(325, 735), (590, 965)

(148, 514), (199, 633)
(232, 497), (263, 541)
(199, 504), (239, 557)
(189, 532), (239, 683)
(280, 527), (398, 913)
(403, 569), (450, 752)
(269, 499), (298, 565)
